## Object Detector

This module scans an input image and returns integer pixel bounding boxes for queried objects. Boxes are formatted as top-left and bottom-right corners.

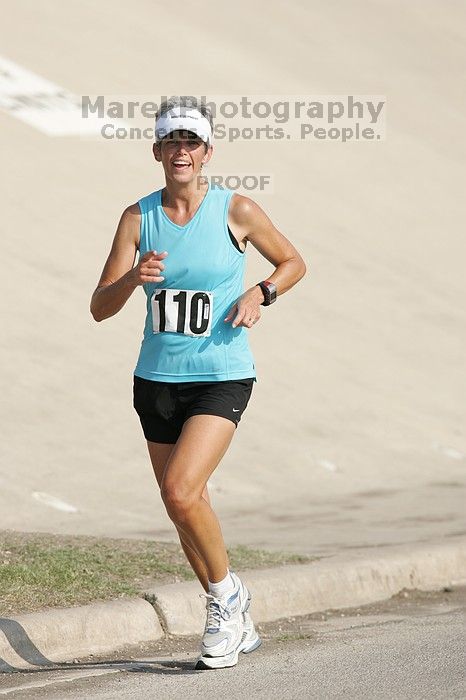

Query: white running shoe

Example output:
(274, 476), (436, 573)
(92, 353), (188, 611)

(195, 571), (261, 670)
(231, 570), (261, 656)
(241, 608), (262, 655)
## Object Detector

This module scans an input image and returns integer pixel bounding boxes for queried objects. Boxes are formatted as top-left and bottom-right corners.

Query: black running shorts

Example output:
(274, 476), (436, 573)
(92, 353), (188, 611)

(133, 375), (255, 444)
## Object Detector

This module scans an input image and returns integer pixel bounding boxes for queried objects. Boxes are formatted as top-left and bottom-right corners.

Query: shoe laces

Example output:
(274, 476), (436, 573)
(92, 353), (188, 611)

(199, 593), (232, 629)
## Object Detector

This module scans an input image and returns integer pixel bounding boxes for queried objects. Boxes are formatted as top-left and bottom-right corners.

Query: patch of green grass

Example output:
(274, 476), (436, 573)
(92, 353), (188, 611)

(0, 530), (315, 616)
(226, 544), (310, 570)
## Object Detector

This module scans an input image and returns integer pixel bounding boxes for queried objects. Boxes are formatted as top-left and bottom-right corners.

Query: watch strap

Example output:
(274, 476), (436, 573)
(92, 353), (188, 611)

(258, 280), (277, 306)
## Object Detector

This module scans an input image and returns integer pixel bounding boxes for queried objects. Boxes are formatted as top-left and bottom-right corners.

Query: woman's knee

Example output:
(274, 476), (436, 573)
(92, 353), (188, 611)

(160, 481), (199, 521)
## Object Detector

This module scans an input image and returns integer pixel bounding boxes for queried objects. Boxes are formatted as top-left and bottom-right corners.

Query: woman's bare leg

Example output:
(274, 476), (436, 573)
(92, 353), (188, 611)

(146, 440), (221, 592)
(160, 414), (236, 584)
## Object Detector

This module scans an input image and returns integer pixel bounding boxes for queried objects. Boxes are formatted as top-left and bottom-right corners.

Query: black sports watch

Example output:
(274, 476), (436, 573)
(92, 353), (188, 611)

(257, 280), (277, 306)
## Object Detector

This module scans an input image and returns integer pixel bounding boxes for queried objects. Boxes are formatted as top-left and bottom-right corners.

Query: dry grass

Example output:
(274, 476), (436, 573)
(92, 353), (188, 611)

(0, 530), (313, 615)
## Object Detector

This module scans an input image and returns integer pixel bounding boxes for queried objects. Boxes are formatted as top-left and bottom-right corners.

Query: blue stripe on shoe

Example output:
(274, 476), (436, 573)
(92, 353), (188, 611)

(226, 589), (239, 606)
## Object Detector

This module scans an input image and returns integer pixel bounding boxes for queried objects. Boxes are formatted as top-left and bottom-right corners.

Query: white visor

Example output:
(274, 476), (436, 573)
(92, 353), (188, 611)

(155, 106), (213, 145)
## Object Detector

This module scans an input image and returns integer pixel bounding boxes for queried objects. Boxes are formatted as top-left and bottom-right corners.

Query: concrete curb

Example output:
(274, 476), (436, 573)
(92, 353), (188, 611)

(0, 598), (163, 672)
(144, 536), (466, 634)
(1, 536), (465, 671)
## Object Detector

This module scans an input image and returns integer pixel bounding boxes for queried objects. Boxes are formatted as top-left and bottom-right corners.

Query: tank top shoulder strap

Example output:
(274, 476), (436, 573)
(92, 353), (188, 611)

(137, 189), (161, 255)
(208, 185), (235, 224)
(138, 189), (160, 215)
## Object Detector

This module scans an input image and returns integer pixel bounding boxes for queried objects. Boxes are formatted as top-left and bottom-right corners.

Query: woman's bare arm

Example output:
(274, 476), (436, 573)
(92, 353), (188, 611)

(90, 203), (167, 322)
(225, 194), (307, 328)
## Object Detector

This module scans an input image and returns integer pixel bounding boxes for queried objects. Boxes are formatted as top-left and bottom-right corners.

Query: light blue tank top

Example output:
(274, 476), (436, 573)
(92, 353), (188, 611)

(134, 183), (257, 383)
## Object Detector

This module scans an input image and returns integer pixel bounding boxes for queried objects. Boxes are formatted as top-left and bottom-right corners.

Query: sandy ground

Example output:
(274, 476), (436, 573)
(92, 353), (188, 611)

(0, 0), (464, 557)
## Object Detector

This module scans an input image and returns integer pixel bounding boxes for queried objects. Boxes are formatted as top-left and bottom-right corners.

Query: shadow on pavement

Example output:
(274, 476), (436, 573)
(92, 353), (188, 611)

(0, 617), (202, 676)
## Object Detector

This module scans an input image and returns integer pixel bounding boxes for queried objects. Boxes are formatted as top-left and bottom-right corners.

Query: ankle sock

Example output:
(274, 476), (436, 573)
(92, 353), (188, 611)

(208, 569), (236, 598)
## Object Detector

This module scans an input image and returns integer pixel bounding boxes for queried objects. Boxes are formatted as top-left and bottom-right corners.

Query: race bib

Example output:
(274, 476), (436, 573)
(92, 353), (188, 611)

(151, 288), (213, 337)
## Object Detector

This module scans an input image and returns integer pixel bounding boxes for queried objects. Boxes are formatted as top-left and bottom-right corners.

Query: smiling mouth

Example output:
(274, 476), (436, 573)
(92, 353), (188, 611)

(172, 161), (191, 170)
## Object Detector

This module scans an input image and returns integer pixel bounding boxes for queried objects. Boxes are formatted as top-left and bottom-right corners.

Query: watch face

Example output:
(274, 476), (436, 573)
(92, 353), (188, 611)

(261, 281), (277, 304)
(266, 282), (276, 299)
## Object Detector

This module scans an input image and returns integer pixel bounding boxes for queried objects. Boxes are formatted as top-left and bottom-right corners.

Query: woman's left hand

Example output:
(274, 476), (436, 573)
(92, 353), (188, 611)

(224, 286), (264, 328)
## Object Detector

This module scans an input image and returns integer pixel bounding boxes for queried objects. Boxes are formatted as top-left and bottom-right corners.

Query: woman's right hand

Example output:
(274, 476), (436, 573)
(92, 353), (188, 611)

(131, 250), (168, 286)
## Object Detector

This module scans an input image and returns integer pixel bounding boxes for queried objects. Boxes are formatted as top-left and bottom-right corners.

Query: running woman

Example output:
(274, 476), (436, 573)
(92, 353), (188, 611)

(90, 96), (306, 669)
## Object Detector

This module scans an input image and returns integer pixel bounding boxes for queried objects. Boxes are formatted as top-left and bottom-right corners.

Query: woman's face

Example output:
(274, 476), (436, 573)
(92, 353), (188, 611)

(153, 129), (213, 184)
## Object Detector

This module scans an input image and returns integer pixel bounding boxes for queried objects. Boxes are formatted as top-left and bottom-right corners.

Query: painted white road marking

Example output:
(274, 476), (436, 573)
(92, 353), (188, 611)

(31, 491), (78, 513)
(318, 459), (339, 473)
(432, 442), (465, 460)
(0, 56), (103, 136)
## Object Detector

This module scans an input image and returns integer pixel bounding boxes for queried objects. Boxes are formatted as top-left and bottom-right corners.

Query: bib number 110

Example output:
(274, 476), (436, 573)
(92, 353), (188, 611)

(151, 288), (213, 337)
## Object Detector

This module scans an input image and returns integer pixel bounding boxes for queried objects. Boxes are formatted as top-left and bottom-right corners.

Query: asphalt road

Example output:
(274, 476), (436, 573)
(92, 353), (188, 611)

(0, 588), (464, 699)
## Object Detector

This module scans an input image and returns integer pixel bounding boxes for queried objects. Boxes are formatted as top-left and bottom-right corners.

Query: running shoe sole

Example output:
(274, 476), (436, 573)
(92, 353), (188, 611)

(195, 607), (262, 669)
(195, 633), (262, 670)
